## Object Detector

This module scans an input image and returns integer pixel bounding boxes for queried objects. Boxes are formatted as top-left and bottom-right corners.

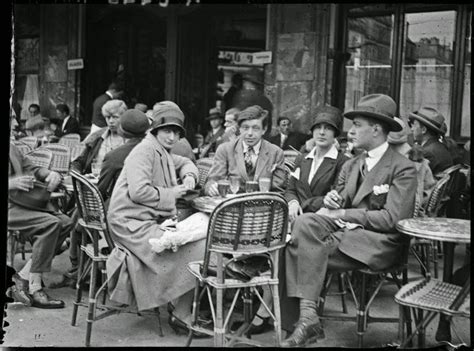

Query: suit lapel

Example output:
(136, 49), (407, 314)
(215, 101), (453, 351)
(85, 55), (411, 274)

(254, 141), (270, 179)
(234, 139), (249, 181)
(342, 156), (363, 206)
(298, 157), (313, 194)
(352, 147), (393, 206)
(309, 158), (335, 189)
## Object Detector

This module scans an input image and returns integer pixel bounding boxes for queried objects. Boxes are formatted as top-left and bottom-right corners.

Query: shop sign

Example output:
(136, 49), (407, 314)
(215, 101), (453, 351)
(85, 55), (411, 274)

(219, 51), (255, 65)
(252, 51), (272, 65)
(67, 58), (84, 70)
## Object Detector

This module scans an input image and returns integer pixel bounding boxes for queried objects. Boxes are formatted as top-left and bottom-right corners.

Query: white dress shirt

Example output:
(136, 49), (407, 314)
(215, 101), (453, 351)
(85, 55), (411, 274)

(280, 133), (288, 148)
(365, 141), (389, 172)
(61, 115), (70, 132)
(305, 144), (339, 185)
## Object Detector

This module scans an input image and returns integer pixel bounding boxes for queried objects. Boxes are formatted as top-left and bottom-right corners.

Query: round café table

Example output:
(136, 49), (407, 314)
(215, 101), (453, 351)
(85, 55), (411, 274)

(396, 217), (470, 345)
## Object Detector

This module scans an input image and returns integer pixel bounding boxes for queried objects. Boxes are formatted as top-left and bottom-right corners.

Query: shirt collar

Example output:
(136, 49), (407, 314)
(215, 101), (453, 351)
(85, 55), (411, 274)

(367, 141), (389, 159)
(242, 140), (262, 155)
(305, 143), (338, 160)
(101, 128), (113, 140)
(105, 91), (114, 99)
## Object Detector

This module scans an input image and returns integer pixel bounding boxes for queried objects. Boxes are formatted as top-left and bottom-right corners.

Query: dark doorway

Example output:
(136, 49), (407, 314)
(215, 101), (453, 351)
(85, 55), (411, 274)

(82, 5), (167, 125)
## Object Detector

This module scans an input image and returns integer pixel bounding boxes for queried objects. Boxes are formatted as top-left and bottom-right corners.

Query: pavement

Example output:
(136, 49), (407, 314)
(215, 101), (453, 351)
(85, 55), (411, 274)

(3, 243), (471, 348)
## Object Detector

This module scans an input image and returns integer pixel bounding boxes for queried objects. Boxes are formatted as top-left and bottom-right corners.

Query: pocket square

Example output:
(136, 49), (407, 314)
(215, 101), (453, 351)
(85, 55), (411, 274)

(289, 168), (301, 180)
(373, 184), (389, 195)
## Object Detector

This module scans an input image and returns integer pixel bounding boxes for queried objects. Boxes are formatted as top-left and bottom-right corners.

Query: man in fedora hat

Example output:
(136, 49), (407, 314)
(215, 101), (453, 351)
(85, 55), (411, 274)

(200, 107), (225, 158)
(204, 105), (286, 196)
(408, 106), (453, 175)
(268, 116), (310, 151)
(8, 142), (73, 308)
(281, 94), (417, 347)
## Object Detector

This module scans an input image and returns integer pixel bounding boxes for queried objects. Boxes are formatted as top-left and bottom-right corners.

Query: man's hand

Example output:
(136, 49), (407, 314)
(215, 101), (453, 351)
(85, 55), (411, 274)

(183, 175), (196, 190)
(45, 171), (62, 192)
(323, 190), (344, 209)
(9, 175), (35, 191)
(170, 184), (188, 200)
(207, 182), (219, 197)
(288, 200), (303, 222)
(316, 207), (345, 218)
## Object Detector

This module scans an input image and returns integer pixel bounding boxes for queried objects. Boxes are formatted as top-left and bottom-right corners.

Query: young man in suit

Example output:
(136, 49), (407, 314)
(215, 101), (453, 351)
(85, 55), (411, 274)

(281, 94), (417, 347)
(268, 116), (309, 151)
(53, 103), (80, 139)
(408, 107), (453, 176)
(89, 80), (124, 135)
(204, 105), (286, 196)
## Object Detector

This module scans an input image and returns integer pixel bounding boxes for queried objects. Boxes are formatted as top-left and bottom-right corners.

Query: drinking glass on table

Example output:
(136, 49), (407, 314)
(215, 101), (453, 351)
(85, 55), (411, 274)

(229, 176), (241, 194)
(245, 180), (259, 193)
(258, 177), (271, 192)
(217, 179), (230, 198)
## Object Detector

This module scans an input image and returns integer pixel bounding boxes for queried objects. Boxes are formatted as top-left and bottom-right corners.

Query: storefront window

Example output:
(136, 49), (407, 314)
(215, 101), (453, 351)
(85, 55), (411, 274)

(344, 15), (394, 130)
(399, 11), (456, 133)
(461, 10), (471, 137)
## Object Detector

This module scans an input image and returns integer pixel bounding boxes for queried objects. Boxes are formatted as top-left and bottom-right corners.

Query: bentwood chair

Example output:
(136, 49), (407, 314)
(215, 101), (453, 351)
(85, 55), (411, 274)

(59, 133), (81, 148)
(12, 140), (32, 155)
(283, 150), (300, 170)
(395, 277), (470, 348)
(25, 148), (53, 169)
(196, 157), (214, 189)
(186, 192), (289, 347)
(42, 143), (71, 176)
(70, 143), (86, 162)
(19, 136), (39, 150)
(69, 170), (163, 346)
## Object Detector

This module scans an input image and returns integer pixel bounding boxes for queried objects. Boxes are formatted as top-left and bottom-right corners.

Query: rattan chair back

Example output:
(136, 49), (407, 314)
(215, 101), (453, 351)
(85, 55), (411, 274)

(71, 143), (86, 162)
(202, 192), (288, 270)
(25, 148), (53, 169)
(42, 144), (71, 175)
(282, 164), (293, 190)
(425, 174), (451, 217)
(196, 157), (214, 188)
(12, 141), (32, 155)
(283, 150), (299, 169)
(70, 170), (114, 250)
(19, 136), (38, 150)
(59, 133), (81, 148)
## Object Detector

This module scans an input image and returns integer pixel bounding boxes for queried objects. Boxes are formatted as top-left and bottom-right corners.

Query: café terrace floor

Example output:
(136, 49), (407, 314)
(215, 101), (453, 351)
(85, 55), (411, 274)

(3, 243), (470, 348)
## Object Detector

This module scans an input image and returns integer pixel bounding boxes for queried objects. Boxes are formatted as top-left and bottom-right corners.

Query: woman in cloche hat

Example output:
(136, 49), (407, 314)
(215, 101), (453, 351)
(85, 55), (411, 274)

(106, 101), (209, 337)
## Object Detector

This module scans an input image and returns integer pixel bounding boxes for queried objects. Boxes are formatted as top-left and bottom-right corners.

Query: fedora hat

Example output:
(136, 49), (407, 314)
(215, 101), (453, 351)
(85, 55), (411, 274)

(118, 109), (150, 139)
(409, 107), (445, 135)
(344, 94), (402, 132)
(206, 107), (222, 121)
(9, 180), (55, 213)
(310, 105), (343, 136)
(151, 101), (186, 136)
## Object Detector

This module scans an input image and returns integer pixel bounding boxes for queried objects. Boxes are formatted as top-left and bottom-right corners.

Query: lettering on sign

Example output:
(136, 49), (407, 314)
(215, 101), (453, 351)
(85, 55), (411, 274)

(67, 58), (84, 70)
(252, 51), (272, 65)
(218, 51), (256, 66)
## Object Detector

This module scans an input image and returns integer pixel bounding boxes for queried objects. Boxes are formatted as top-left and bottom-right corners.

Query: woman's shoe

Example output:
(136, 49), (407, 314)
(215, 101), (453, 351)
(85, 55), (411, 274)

(168, 313), (210, 338)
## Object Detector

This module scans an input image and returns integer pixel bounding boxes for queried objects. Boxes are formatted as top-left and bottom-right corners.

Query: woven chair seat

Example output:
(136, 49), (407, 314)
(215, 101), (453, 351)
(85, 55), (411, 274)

(395, 278), (470, 318)
(187, 261), (277, 289)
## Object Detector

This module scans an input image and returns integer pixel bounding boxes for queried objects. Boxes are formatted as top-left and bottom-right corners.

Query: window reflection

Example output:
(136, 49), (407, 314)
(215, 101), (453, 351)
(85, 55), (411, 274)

(400, 11), (456, 134)
(344, 16), (393, 130)
(461, 10), (471, 137)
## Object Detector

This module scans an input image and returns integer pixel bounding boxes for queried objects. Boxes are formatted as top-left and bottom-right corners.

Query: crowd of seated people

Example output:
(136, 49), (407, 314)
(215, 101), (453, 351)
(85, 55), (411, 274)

(8, 90), (469, 348)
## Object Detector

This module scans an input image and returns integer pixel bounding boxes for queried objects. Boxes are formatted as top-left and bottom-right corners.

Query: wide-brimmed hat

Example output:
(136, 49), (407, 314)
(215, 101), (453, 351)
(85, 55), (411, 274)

(118, 109), (150, 139)
(387, 117), (409, 145)
(151, 101), (186, 135)
(9, 180), (55, 213)
(206, 107), (222, 121)
(408, 107), (445, 135)
(310, 105), (343, 136)
(344, 94), (401, 132)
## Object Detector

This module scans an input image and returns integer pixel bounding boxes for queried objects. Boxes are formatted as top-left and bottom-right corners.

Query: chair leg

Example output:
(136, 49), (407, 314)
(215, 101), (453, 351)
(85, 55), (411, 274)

(356, 273), (367, 348)
(270, 284), (282, 347)
(243, 287), (252, 339)
(71, 245), (88, 327)
(337, 273), (348, 314)
(214, 287), (225, 347)
(154, 307), (163, 337)
(186, 279), (201, 347)
(85, 260), (98, 347)
(317, 273), (333, 315)
(10, 234), (16, 268)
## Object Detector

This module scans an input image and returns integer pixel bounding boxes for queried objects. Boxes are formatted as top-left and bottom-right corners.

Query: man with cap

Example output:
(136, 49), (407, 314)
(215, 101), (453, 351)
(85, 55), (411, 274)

(268, 116), (310, 151)
(8, 141), (73, 308)
(285, 106), (349, 223)
(96, 109), (150, 205)
(281, 94), (417, 347)
(204, 105), (287, 196)
(408, 107), (453, 175)
(200, 107), (225, 158)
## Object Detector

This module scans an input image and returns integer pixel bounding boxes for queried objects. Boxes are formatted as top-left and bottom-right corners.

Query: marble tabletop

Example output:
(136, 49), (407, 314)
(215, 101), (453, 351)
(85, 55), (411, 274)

(396, 217), (470, 244)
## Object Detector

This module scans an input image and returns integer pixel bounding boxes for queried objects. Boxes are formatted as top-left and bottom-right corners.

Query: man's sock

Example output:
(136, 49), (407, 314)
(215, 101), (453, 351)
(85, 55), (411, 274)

(299, 298), (319, 324)
(18, 259), (32, 281)
(29, 272), (43, 294)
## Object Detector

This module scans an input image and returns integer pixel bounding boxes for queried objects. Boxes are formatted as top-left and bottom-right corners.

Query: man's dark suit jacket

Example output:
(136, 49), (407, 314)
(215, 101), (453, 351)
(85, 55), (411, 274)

(97, 137), (143, 205)
(92, 93), (111, 128)
(268, 132), (309, 151)
(422, 137), (454, 175)
(285, 150), (349, 212)
(54, 116), (80, 139)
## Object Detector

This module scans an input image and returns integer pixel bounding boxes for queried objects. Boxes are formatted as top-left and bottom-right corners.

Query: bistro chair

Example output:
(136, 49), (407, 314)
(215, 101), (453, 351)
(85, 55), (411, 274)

(12, 140), (32, 156)
(59, 133), (81, 148)
(186, 192), (289, 347)
(25, 148), (53, 169)
(71, 143), (86, 162)
(69, 170), (163, 346)
(395, 277), (470, 348)
(283, 150), (300, 170)
(41, 143), (71, 176)
(19, 136), (39, 150)
(196, 157), (214, 189)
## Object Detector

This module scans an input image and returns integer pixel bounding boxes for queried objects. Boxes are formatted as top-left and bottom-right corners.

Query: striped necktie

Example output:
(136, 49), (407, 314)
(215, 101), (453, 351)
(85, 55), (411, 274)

(244, 146), (255, 175)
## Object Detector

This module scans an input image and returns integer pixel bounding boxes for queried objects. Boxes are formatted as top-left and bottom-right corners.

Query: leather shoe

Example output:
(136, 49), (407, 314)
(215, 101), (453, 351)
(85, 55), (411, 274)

(280, 320), (325, 347)
(11, 274), (33, 306)
(31, 290), (65, 309)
